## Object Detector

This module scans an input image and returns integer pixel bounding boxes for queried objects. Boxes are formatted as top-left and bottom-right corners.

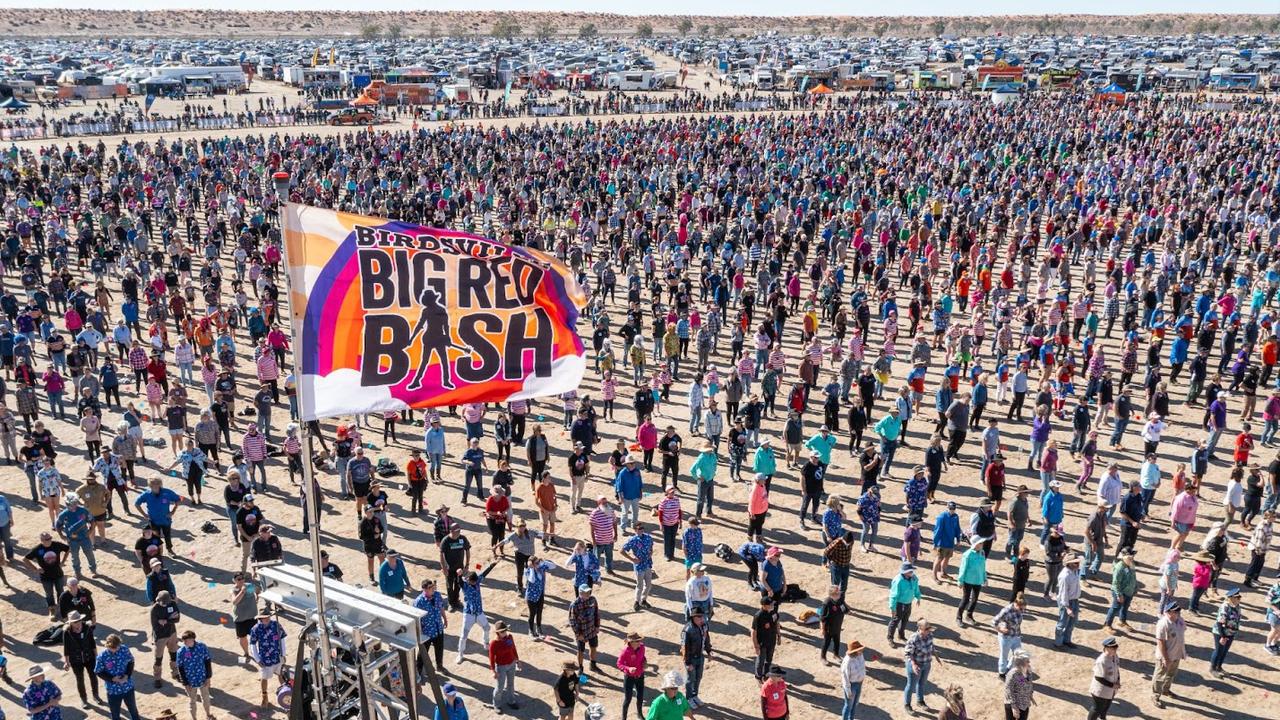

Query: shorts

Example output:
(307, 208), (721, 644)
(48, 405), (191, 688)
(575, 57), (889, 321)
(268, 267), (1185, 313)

(168, 428), (184, 437)
(989, 485), (1005, 503)
(363, 542), (386, 558)
(92, 513), (107, 522)
(787, 443), (801, 454)
(235, 619), (255, 638)
(258, 663), (281, 680)
(684, 555), (703, 569)
(1267, 610), (1279, 629)
(1173, 521), (1191, 534)
(127, 426), (144, 441)
(539, 509), (558, 524)
(576, 635), (599, 653)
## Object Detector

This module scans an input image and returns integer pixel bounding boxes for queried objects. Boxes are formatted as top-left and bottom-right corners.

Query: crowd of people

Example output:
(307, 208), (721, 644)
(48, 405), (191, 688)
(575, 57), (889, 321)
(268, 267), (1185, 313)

(0, 89), (1278, 720)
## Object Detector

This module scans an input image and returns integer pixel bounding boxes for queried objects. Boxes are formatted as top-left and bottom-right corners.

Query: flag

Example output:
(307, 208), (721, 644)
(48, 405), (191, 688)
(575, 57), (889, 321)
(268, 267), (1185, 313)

(798, 76), (809, 94)
(281, 204), (587, 420)
(144, 94), (156, 114)
(503, 77), (512, 104)
(311, 49), (319, 67)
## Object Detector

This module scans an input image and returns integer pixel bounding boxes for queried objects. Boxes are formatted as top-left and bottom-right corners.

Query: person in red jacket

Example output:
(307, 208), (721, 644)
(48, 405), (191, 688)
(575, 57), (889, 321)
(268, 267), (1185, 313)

(487, 620), (521, 711)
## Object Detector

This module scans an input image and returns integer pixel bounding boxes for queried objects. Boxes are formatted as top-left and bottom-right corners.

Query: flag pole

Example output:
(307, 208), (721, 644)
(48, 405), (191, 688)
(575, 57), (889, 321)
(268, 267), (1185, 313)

(271, 174), (333, 716)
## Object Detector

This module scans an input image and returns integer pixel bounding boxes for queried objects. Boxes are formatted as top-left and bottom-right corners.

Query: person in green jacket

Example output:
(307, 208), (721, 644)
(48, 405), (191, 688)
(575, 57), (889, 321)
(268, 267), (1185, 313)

(1103, 549), (1138, 632)
(752, 438), (777, 489)
(690, 442), (719, 519)
(887, 563), (922, 644)
(805, 427), (838, 466)
(956, 537), (990, 625)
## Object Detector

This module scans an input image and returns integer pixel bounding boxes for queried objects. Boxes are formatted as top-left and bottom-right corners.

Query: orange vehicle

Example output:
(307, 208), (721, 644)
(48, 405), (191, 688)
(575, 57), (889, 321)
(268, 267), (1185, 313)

(327, 108), (376, 126)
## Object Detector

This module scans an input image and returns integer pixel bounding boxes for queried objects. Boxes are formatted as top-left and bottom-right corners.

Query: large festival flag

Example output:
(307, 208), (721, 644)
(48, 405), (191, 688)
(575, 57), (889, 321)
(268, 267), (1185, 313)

(280, 204), (587, 420)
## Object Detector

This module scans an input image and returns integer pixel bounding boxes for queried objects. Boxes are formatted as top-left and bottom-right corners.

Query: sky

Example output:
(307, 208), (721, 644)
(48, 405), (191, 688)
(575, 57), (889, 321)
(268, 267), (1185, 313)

(6, 0), (1279, 16)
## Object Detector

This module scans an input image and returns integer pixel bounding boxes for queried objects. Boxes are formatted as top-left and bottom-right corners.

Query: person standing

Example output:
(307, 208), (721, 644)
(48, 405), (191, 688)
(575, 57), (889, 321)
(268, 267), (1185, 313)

(228, 573), (257, 661)
(839, 640), (866, 720)
(956, 537), (988, 625)
(760, 667), (789, 720)
(902, 620), (936, 712)
(149, 590), (181, 688)
(932, 501), (962, 582)
(1088, 637), (1121, 720)
(992, 593), (1026, 679)
(54, 494), (97, 577)
(486, 621), (520, 712)
(247, 611), (287, 706)
(61, 611), (101, 708)
(22, 666), (63, 720)
(680, 607), (711, 708)
(413, 579), (448, 677)
(1102, 550), (1138, 633)
(377, 550), (411, 599)
(887, 563), (921, 645)
(751, 595), (781, 681)
(647, 674), (694, 720)
(568, 585), (601, 671)
(1003, 650), (1034, 720)
(553, 661), (580, 720)
(621, 523), (656, 611)
(94, 634), (140, 720)
(1054, 554), (1082, 648)
(432, 683), (467, 720)
(175, 630), (214, 720)
(617, 632), (647, 720)
(1209, 588), (1243, 677)
(819, 585), (851, 663)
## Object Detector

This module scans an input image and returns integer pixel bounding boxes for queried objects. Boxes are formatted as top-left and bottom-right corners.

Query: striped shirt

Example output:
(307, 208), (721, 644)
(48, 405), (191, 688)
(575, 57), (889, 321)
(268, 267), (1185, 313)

(508, 400), (528, 416)
(241, 432), (268, 462)
(768, 349), (787, 371)
(589, 507), (617, 544)
(657, 496), (682, 526)
(737, 355), (755, 376)
(283, 435), (301, 456)
(255, 352), (279, 381)
(601, 377), (617, 400)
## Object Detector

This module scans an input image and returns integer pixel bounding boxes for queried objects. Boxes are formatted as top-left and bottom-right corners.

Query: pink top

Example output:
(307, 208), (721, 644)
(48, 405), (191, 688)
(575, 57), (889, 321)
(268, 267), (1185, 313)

(749, 484), (770, 515)
(1191, 562), (1212, 589)
(636, 423), (658, 450)
(1169, 491), (1198, 525)
(617, 643), (646, 678)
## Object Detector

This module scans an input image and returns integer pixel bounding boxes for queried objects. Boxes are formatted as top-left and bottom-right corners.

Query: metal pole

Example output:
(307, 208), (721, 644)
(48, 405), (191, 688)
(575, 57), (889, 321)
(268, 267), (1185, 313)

(271, 175), (333, 716)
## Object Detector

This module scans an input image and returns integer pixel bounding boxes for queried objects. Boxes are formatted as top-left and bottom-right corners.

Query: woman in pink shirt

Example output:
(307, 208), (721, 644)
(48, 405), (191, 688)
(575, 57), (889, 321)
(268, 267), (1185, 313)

(617, 633), (647, 720)
(1169, 485), (1200, 549)
(636, 418), (658, 471)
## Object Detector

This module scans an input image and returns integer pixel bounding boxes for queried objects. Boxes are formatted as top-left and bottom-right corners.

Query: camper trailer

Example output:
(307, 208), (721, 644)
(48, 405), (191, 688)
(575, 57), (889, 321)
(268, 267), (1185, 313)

(605, 70), (654, 90)
(145, 65), (247, 91)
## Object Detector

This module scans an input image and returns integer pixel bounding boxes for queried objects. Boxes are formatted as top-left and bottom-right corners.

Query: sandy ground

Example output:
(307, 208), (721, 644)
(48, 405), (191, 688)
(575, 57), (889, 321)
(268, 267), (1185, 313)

(0, 89), (1277, 720)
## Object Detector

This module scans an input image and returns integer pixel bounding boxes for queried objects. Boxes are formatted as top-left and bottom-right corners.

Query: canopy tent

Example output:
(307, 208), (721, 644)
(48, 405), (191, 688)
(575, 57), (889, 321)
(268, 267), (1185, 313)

(349, 93), (379, 107)
(0, 96), (29, 110)
(1095, 83), (1127, 105)
(807, 83), (834, 94)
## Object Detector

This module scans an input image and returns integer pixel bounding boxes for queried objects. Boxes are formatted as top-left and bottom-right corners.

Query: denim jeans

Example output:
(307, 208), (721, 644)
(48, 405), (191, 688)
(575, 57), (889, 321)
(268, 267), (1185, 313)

(595, 543), (614, 572)
(903, 659), (931, 706)
(997, 633), (1022, 674)
(686, 656), (705, 699)
(619, 498), (640, 531)
(830, 564), (850, 594)
(462, 468), (483, 503)
(695, 480), (716, 516)
(492, 662), (516, 707)
(860, 520), (879, 549)
(1209, 633), (1234, 670)
(1083, 544), (1104, 578)
(1264, 418), (1279, 446)
(1109, 418), (1129, 446)
(842, 680), (863, 720)
(1004, 528), (1025, 562)
(688, 406), (703, 435)
(335, 456), (351, 495)
(68, 535), (97, 575)
(1029, 440), (1045, 469)
(1055, 599), (1079, 645)
(1103, 593), (1133, 626)
(880, 438), (899, 478)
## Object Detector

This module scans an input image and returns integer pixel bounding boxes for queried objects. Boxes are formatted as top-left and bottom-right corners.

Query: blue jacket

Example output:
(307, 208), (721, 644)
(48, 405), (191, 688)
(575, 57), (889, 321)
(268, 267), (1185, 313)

(932, 510), (962, 549)
(1040, 489), (1064, 525)
(614, 466), (643, 501)
(377, 560), (411, 596)
(135, 488), (181, 527)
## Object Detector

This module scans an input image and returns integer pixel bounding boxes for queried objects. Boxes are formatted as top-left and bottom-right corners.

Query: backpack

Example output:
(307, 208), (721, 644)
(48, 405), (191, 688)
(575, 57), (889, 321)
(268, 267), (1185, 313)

(376, 458), (400, 477)
(33, 624), (64, 646)
(714, 543), (739, 564)
(782, 583), (809, 602)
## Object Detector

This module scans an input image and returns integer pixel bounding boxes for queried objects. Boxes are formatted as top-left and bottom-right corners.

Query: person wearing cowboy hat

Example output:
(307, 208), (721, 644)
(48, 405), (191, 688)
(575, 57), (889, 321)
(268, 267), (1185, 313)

(838, 639), (866, 720)
(61, 610), (100, 707)
(614, 454), (644, 533)
(568, 583), (601, 671)
(553, 659), (581, 720)
(1054, 553), (1083, 648)
(760, 666), (789, 719)
(54, 492), (97, 578)
(22, 664), (63, 720)
(1088, 636), (1122, 720)
(1153, 601), (1187, 707)
(487, 621), (521, 711)
(618, 632), (648, 720)
(175, 630), (215, 720)
(1209, 587), (1244, 677)
(247, 610), (287, 706)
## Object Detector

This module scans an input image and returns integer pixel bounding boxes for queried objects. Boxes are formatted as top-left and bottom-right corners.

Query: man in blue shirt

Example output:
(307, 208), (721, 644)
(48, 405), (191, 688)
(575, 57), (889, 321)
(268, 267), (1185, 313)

(413, 579), (448, 673)
(613, 455), (644, 532)
(248, 612), (287, 706)
(460, 438), (486, 505)
(931, 501), (962, 583)
(55, 494), (97, 577)
(134, 478), (185, 553)
(1039, 481), (1065, 543)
